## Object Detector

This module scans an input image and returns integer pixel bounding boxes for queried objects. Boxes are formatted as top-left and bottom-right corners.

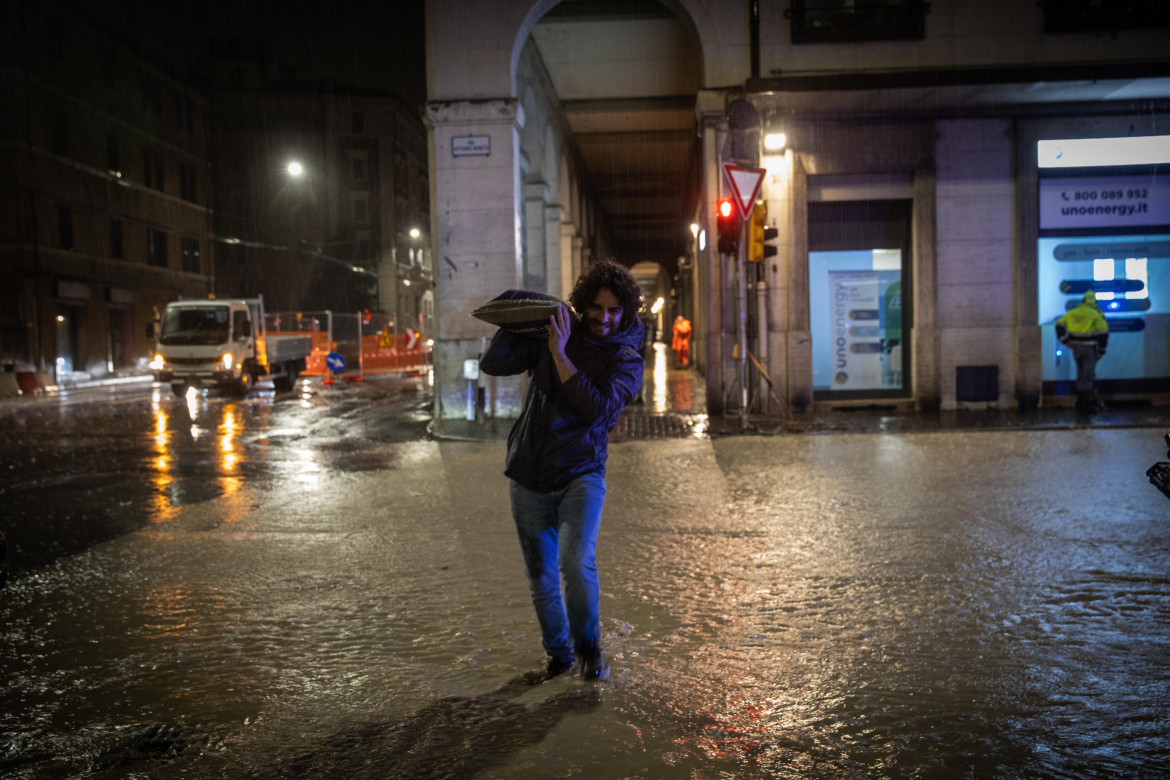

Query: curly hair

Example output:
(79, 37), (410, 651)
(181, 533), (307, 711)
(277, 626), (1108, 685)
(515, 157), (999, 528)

(569, 260), (643, 329)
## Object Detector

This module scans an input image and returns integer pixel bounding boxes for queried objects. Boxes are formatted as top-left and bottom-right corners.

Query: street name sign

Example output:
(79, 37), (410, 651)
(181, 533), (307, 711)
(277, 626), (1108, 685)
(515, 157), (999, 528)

(453, 136), (491, 157)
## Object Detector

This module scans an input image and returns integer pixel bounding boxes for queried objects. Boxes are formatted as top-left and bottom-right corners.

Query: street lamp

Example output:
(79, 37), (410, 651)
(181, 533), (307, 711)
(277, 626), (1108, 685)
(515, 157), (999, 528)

(286, 161), (304, 177)
(409, 228), (420, 239)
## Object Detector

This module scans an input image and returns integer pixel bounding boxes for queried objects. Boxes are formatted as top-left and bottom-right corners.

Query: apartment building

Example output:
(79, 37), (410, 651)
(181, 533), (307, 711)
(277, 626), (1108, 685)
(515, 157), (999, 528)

(0, 1), (213, 381)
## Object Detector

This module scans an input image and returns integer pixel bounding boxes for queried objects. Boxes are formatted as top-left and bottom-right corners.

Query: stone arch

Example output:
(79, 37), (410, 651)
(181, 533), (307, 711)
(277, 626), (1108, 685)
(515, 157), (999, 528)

(510, 0), (708, 96)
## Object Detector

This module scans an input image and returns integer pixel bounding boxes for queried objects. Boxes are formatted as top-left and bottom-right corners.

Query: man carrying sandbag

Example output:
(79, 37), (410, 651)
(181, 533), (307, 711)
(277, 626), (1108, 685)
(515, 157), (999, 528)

(480, 261), (644, 682)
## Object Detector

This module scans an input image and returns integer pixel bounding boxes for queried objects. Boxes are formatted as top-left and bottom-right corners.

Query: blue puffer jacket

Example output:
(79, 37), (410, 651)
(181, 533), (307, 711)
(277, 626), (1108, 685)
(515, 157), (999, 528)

(480, 314), (644, 492)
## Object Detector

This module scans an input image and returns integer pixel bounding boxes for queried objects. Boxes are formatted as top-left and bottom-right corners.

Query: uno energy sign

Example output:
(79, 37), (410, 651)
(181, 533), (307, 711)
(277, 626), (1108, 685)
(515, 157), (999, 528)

(1040, 175), (1168, 230)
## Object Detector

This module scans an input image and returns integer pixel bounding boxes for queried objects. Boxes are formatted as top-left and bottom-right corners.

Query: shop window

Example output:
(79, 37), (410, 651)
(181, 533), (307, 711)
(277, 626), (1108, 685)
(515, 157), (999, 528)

(55, 306), (82, 375)
(788, 0), (927, 44)
(109, 308), (129, 368)
(1037, 159), (1169, 394)
(808, 200), (912, 398)
(1038, 234), (1169, 392)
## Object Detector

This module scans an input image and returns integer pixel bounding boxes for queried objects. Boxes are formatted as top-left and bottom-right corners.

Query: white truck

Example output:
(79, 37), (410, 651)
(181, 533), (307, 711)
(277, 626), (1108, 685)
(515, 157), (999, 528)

(150, 297), (312, 396)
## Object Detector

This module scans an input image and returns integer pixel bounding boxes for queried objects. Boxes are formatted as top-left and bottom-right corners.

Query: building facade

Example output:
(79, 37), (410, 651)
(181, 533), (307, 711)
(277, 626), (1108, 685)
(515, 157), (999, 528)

(425, 0), (1169, 418)
(0, 1), (214, 381)
(211, 81), (434, 335)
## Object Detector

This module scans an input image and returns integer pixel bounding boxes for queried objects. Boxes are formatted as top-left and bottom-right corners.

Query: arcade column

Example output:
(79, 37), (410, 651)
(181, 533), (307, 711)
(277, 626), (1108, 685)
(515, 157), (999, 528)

(425, 98), (526, 419)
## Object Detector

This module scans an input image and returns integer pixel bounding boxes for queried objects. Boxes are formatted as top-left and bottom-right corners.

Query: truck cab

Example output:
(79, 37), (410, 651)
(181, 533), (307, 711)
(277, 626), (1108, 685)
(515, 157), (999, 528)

(151, 297), (308, 396)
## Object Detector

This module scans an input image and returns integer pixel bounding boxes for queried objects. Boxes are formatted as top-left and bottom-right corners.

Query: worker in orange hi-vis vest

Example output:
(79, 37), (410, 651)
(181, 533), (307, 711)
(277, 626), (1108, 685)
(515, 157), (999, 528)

(671, 315), (692, 368)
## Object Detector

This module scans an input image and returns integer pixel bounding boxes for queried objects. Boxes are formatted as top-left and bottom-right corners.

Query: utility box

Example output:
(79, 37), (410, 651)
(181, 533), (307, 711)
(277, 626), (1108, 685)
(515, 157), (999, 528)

(956, 365), (999, 403)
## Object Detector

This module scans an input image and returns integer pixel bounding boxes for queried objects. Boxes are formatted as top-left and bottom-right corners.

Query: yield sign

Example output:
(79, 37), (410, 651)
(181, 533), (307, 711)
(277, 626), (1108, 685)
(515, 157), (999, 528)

(722, 163), (766, 219)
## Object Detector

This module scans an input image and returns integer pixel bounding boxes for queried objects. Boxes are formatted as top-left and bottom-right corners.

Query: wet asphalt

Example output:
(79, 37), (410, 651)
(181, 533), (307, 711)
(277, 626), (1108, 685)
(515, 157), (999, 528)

(0, 361), (1168, 779)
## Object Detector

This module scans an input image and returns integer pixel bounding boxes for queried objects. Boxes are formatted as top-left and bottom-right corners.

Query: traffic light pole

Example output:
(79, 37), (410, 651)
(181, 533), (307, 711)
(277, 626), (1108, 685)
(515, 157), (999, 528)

(735, 224), (750, 431)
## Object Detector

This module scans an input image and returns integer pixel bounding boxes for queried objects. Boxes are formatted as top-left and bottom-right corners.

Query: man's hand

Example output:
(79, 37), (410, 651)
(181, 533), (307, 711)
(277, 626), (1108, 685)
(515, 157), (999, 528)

(546, 305), (578, 383)
(546, 304), (571, 355)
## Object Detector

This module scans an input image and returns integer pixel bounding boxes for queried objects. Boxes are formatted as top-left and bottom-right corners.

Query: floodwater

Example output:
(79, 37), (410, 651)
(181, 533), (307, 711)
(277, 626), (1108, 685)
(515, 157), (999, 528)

(1, 383), (1167, 778)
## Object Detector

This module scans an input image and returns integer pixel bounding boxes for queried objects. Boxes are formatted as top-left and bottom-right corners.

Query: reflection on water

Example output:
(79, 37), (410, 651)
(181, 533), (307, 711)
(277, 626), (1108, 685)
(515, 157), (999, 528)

(652, 342), (668, 412)
(2, 389), (1164, 779)
(642, 341), (700, 417)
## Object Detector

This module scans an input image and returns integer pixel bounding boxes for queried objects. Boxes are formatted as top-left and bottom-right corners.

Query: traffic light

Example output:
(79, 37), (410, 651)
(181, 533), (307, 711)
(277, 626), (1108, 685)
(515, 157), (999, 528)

(748, 202), (779, 262)
(716, 197), (740, 255)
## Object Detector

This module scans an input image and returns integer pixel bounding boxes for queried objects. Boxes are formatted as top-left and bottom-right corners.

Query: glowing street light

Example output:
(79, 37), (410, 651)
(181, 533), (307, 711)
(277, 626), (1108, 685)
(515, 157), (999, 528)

(409, 228), (421, 239)
(286, 161), (304, 177)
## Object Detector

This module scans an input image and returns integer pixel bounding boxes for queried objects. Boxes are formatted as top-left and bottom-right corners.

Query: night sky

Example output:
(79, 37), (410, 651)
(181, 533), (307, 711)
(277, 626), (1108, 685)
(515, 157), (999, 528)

(59, 0), (427, 108)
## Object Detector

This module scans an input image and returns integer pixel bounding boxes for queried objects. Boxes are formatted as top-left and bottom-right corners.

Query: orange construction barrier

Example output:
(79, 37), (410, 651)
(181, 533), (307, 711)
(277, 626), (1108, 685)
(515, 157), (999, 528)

(360, 331), (428, 376)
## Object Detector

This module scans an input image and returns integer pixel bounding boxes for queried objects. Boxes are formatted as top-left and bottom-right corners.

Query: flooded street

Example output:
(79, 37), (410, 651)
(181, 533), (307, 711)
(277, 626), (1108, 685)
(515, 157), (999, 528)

(1, 381), (1167, 778)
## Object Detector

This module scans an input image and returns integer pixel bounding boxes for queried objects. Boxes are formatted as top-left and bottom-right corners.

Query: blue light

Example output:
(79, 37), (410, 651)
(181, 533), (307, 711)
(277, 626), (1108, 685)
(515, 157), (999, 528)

(1056, 349), (1064, 357)
(1109, 301), (1119, 309)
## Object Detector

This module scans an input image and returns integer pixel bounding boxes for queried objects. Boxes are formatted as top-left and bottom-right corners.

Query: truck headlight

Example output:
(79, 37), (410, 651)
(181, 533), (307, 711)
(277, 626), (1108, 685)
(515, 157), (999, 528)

(150, 354), (165, 370)
(221, 353), (233, 370)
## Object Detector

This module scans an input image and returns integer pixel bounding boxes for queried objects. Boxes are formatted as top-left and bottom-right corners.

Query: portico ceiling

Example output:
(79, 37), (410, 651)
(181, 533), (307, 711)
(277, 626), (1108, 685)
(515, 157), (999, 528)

(530, 0), (702, 271)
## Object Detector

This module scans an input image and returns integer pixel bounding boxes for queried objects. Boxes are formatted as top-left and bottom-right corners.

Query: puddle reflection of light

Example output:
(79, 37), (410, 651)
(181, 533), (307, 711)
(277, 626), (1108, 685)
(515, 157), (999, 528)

(692, 414), (709, 438)
(652, 343), (668, 413)
(221, 409), (237, 470)
(153, 409), (170, 471)
(150, 408), (177, 523)
(185, 386), (200, 419)
(294, 446), (321, 486)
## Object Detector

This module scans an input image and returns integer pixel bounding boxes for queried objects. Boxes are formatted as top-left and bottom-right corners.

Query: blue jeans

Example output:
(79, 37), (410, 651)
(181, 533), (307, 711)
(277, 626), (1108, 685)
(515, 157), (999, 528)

(510, 472), (607, 662)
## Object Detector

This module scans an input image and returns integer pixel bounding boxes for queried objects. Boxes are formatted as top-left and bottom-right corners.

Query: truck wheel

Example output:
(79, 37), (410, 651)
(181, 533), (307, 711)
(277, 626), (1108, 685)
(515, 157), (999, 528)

(235, 366), (255, 396)
(171, 383), (187, 397)
(273, 362), (299, 392)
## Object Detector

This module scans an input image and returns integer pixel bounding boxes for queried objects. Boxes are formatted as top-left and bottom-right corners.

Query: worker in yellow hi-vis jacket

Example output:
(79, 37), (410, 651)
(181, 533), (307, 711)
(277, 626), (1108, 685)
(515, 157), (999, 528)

(1056, 290), (1109, 413)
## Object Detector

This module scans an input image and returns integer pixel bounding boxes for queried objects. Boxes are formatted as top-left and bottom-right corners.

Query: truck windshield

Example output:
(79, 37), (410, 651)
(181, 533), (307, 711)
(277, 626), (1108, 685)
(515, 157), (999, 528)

(159, 306), (231, 346)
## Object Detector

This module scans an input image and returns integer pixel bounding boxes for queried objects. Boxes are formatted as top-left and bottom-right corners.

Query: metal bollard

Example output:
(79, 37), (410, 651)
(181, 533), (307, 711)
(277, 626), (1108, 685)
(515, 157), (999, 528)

(463, 359), (480, 422)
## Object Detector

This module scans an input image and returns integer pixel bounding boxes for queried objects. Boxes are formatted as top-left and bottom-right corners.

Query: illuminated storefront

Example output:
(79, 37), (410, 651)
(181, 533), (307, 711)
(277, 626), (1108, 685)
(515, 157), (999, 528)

(1036, 136), (1170, 398)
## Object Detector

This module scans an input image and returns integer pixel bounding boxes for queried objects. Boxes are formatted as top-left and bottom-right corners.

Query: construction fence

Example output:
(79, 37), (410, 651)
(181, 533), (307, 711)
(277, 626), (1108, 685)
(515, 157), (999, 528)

(265, 311), (430, 378)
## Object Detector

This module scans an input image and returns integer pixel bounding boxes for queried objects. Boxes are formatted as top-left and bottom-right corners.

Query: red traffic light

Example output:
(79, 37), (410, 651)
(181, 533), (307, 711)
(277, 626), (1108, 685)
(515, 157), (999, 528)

(716, 197), (740, 255)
